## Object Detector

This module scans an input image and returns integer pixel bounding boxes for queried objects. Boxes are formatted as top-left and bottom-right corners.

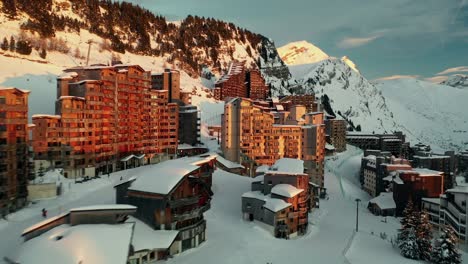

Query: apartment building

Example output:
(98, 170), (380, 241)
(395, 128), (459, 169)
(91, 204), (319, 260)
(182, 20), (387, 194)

(214, 61), (269, 101)
(413, 153), (455, 190)
(324, 118), (347, 153)
(278, 94), (318, 113)
(422, 185), (468, 245)
(33, 65), (179, 178)
(360, 151), (411, 197)
(0, 87), (31, 216)
(178, 105), (201, 146)
(242, 158), (310, 238)
(346, 131), (409, 158)
(151, 69), (181, 103)
(221, 98), (326, 186)
(391, 168), (444, 216)
(115, 155), (216, 252)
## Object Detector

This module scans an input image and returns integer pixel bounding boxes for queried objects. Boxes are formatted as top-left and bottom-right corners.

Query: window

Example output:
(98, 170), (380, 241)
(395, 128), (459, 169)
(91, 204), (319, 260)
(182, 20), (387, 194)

(0, 112), (5, 118)
(0, 97), (5, 104)
(0, 125), (6, 132)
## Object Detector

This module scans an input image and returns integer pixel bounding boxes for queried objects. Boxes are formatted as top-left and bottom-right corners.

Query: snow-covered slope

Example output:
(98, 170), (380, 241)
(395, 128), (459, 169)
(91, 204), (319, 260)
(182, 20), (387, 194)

(290, 58), (398, 133)
(374, 78), (468, 151)
(277, 40), (329, 66)
(441, 74), (468, 89)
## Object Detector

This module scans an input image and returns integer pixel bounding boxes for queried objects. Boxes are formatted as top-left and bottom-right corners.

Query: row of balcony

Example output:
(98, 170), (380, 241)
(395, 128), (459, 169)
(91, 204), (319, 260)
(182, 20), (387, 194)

(172, 204), (210, 222)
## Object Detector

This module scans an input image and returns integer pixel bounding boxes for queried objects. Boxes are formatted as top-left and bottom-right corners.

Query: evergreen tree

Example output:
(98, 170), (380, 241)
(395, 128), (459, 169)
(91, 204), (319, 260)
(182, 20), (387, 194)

(39, 47), (47, 59)
(416, 210), (433, 260)
(431, 225), (462, 264)
(10, 36), (15, 52)
(16, 39), (32, 55)
(397, 200), (420, 259)
(1, 37), (8, 51)
(37, 162), (45, 183)
(398, 227), (420, 259)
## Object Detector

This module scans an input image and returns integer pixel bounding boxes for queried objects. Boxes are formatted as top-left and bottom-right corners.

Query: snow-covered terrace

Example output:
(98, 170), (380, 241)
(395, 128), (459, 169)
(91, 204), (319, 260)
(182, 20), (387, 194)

(271, 184), (304, 198)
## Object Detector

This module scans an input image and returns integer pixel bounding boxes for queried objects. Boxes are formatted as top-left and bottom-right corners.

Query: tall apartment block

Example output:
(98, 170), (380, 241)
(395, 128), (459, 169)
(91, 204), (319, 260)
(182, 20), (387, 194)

(221, 98), (326, 187)
(324, 118), (347, 153)
(214, 61), (269, 101)
(151, 69), (180, 103)
(152, 69), (201, 147)
(412, 153), (456, 190)
(179, 105), (201, 146)
(33, 65), (179, 178)
(0, 87), (31, 216)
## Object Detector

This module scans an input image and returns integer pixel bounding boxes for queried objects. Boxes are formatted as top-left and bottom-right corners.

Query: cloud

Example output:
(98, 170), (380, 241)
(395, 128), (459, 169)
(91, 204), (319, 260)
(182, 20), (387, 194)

(436, 66), (468, 75)
(337, 35), (381, 49)
(374, 75), (419, 81)
(425, 76), (448, 83)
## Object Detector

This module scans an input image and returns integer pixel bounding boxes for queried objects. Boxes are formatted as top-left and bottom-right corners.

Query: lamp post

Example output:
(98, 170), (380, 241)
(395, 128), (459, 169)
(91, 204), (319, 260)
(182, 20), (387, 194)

(355, 198), (361, 232)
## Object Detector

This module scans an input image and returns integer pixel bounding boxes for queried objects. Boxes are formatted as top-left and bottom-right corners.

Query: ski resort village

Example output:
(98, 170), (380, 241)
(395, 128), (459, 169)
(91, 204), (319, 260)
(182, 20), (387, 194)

(0, 0), (468, 264)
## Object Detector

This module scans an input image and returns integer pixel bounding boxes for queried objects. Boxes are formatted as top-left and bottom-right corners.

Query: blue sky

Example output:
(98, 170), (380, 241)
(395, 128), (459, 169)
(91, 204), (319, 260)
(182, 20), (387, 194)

(127, 0), (467, 80)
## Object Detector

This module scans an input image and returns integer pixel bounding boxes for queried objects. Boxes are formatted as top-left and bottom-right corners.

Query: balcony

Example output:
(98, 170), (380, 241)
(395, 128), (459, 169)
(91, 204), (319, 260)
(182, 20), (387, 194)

(172, 204), (210, 222)
(168, 196), (200, 208)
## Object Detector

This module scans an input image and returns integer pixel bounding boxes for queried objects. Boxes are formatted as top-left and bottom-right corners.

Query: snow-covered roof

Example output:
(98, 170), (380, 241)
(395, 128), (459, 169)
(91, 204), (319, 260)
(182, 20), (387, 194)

(252, 175), (264, 183)
(128, 159), (201, 195)
(22, 212), (70, 236)
(17, 223), (134, 264)
(242, 191), (266, 200)
(58, 95), (86, 101)
(263, 197), (292, 212)
(413, 168), (443, 176)
(0, 87), (31, 93)
(57, 72), (78, 80)
(268, 158), (304, 174)
(70, 204), (137, 212)
(368, 192), (395, 210)
(129, 217), (179, 251)
(121, 154), (135, 162)
(276, 105), (285, 111)
(364, 155), (376, 160)
(216, 155), (243, 169)
(422, 197), (441, 205)
(446, 185), (468, 194)
(256, 165), (270, 174)
(32, 114), (61, 119)
(325, 143), (335, 150)
(271, 184), (303, 198)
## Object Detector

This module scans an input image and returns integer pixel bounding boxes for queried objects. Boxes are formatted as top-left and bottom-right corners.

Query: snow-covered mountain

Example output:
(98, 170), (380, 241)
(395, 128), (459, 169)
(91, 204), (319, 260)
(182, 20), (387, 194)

(277, 41), (329, 66)
(374, 78), (468, 152)
(441, 74), (468, 89)
(289, 58), (398, 133)
(282, 40), (468, 151)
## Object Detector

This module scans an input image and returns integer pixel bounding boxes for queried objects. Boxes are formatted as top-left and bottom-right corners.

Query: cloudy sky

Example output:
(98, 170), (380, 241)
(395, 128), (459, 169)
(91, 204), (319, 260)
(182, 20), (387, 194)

(127, 0), (467, 80)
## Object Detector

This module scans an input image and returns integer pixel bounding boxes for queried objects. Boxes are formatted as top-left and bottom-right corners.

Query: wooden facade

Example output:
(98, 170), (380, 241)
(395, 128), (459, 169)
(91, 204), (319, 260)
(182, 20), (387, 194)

(32, 65), (179, 178)
(0, 88), (31, 216)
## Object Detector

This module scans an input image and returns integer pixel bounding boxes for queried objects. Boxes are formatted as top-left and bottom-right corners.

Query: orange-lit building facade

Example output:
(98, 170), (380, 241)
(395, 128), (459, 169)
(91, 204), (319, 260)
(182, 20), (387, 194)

(214, 61), (269, 101)
(0, 87), (31, 216)
(33, 65), (179, 178)
(221, 98), (326, 186)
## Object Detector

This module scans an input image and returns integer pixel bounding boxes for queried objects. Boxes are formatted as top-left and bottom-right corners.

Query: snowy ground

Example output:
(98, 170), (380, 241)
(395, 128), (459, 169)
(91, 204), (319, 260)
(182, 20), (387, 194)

(1, 146), (467, 263)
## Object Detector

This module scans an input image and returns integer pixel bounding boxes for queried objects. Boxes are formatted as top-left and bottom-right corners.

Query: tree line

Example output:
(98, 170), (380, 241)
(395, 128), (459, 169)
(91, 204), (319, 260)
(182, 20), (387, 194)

(1, 0), (265, 76)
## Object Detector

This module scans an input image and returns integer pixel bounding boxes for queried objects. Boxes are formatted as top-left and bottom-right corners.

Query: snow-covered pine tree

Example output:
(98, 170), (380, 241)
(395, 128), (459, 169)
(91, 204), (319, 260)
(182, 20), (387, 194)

(398, 227), (420, 259)
(416, 210), (433, 261)
(397, 200), (420, 259)
(431, 225), (462, 264)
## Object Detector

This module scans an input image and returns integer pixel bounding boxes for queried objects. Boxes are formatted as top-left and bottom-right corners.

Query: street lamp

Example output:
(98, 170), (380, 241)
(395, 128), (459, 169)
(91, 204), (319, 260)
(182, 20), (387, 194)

(355, 198), (361, 232)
